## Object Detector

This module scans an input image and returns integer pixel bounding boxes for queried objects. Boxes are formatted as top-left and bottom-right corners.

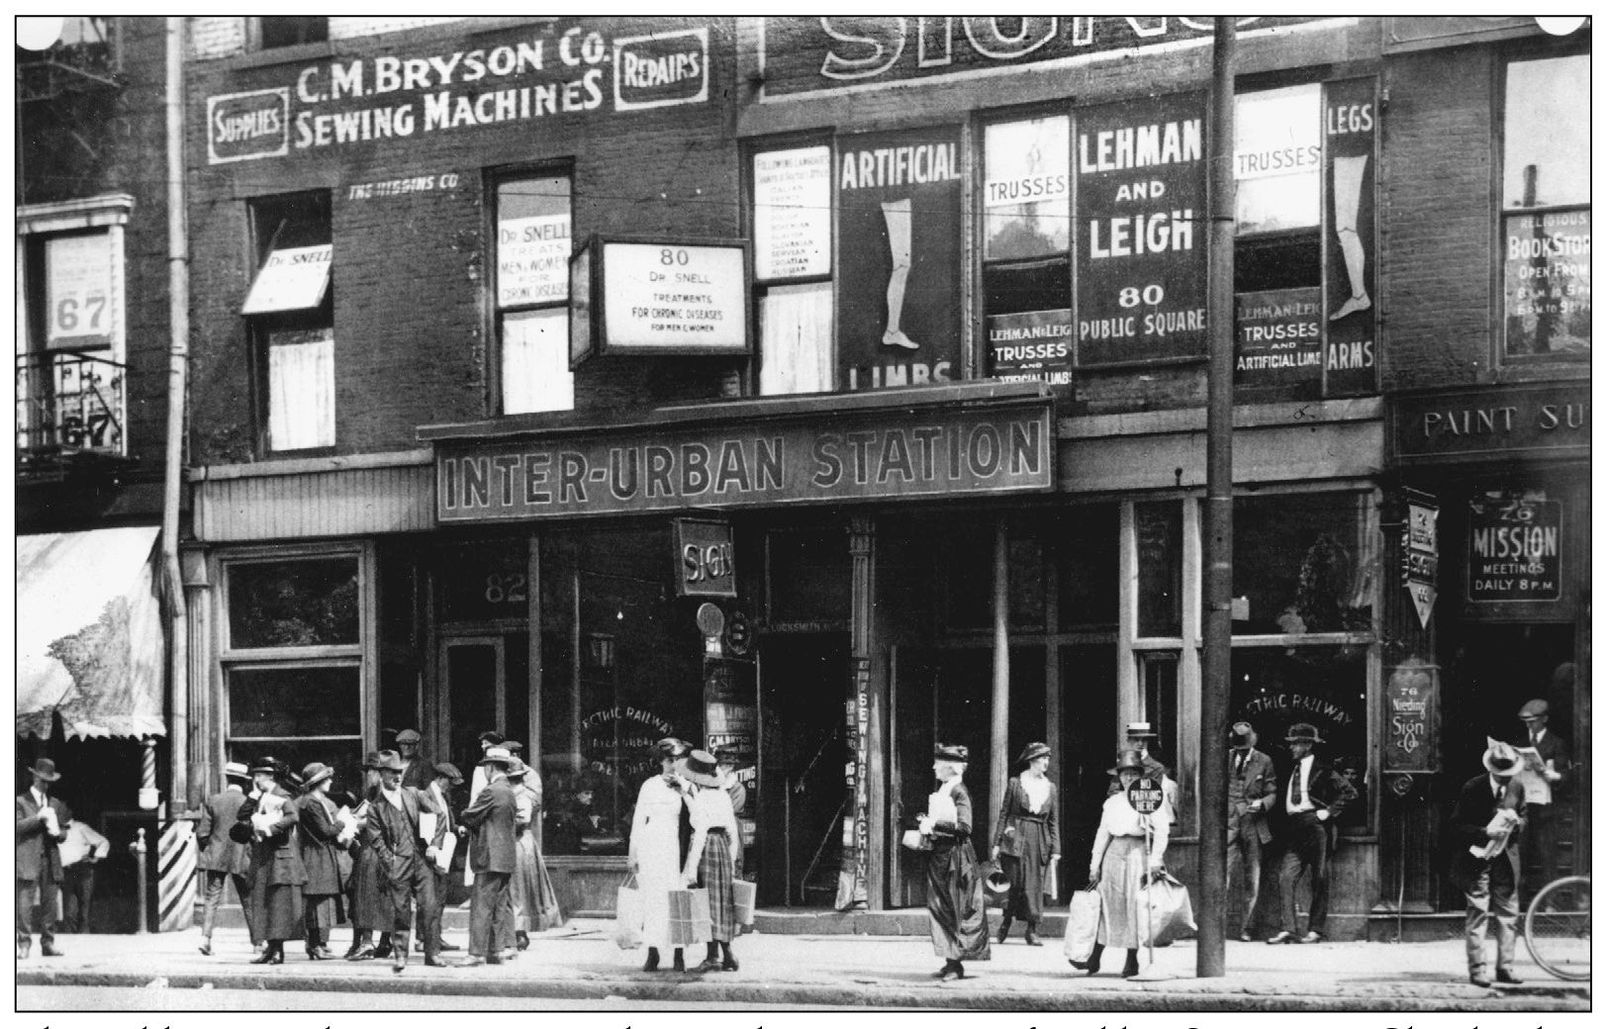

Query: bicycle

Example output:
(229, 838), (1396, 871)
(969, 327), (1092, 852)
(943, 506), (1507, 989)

(1523, 874), (1590, 981)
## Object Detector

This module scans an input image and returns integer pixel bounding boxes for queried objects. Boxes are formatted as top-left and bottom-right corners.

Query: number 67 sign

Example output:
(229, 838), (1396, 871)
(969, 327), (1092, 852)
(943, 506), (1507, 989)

(46, 233), (119, 351)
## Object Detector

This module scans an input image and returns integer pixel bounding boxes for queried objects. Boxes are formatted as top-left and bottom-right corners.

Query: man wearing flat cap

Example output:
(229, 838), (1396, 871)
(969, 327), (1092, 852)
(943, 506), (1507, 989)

(1516, 698), (1570, 896)
(1226, 721), (1278, 941)
(395, 729), (432, 790)
(16, 758), (72, 958)
(197, 762), (255, 955)
(1450, 738), (1527, 987)
(419, 762), (464, 955)
(460, 745), (518, 966)
(1266, 723), (1356, 944)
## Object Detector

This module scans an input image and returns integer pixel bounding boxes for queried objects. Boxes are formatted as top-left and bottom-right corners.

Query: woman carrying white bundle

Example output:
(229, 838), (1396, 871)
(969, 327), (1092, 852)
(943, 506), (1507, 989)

(1076, 749), (1169, 979)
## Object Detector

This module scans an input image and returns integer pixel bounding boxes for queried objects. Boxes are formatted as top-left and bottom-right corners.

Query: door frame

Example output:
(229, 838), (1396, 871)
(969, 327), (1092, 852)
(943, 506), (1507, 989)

(437, 634), (507, 755)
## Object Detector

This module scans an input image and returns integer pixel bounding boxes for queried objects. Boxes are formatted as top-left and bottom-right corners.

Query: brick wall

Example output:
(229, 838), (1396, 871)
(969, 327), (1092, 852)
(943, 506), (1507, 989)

(188, 17), (245, 60)
(329, 18), (467, 40)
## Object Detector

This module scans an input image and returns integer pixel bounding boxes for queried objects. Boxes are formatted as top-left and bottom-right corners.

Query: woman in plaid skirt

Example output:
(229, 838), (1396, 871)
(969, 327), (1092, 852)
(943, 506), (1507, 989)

(682, 750), (743, 972)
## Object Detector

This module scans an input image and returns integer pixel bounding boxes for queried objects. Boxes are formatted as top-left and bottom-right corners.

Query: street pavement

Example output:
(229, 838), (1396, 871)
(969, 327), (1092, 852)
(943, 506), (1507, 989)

(16, 919), (1589, 1013)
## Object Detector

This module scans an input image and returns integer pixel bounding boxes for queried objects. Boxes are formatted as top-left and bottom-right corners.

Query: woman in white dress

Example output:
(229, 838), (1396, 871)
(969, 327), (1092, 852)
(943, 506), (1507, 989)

(1075, 749), (1169, 978)
(627, 737), (693, 972)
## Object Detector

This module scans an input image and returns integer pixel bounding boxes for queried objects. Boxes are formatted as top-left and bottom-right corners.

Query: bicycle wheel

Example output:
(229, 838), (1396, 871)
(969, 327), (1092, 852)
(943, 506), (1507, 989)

(1524, 875), (1591, 981)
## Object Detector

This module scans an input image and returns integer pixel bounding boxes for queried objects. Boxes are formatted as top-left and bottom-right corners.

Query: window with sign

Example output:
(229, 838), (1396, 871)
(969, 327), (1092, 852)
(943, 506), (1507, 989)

(1501, 51), (1589, 361)
(245, 191), (334, 452)
(750, 142), (834, 395)
(16, 195), (130, 458)
(492, 171), (574, 415)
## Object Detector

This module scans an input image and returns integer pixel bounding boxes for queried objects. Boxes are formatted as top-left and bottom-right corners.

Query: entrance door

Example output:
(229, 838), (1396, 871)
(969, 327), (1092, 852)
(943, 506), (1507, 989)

(439, 634), (531, 769)
(756, 633), (849, 907)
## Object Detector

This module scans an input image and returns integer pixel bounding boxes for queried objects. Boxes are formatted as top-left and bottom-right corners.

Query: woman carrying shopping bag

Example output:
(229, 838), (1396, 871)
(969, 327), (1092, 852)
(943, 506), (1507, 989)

(1075, 749), (1169, 978)
(922, 743), (991, 981)
(682, 749), (743, 972)
(627, 737), (694, 972)
(991, 741), (1060, 945)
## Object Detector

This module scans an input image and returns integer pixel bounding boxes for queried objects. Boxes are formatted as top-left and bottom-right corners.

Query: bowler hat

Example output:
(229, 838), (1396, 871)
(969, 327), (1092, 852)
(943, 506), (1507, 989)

(1107, 749), (1145, 775)
(1483, 738), (1522, 777)
(223, 761), (251, 783)
(432, 761), (464, 785)
(1285, 722), (1324, 745)
(1518, 699), (1549, 720)
(684, 750), (722, 787)
(1125, 721), (1159, 739)
(27, 758), (61, 782)
(300, 762), (334, 791)
(1017, 741), (1051, 765)
(480, 746), (513, 767)
(933, 743), (969, 763)
(395, 729), (422, 744)
(1230, 721), (1255, 746)
(373, 751), (406, 773)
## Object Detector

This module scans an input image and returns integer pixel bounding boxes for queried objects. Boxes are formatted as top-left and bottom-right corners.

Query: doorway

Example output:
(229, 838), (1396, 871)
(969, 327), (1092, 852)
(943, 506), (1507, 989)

(438, 633), (529, 769)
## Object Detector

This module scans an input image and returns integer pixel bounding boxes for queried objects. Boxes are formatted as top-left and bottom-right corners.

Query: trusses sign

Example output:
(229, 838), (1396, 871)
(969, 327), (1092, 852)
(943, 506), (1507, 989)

(206, 20), (713, 164)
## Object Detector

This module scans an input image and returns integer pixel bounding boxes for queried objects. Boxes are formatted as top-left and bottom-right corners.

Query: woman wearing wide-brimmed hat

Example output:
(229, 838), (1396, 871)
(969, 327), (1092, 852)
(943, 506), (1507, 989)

(627, 737), (694, 972)
(297, 762), (345, 960)
(235, 757), (308, 964)
(921, 743), (991, 980)
(506, 757), (565, 949)
(1074, 749), (1168, 979)
(991, 741), (1060, 945)
(682, 749), (743, 972)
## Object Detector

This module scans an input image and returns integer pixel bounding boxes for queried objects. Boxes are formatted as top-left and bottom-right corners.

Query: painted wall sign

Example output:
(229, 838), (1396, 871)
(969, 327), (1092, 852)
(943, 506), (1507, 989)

(44, 233), (118, 351)
(835, 654), (872, 909)
(1467, 492), (1561, 602)
(1383, 659), (1439, 773)
(204, 20), (712, 164)
(240, 244), (333, 316)
(570, 236), (749, 362)
(498, 213), (572, 307)
(1503, 209), (1591, 358)
(435, 399), (1053, 522)
(1234, 287), (1322, 387)
(674, 518), (736, 598)
(1074, 91), (1208, 366)
(346, 172), (462, 201)
(836, 126), (962, 391)
(757, 17), (1325, 98)
(1322, 78), (1378, 395)
(753, 146), (833, 280)
(1391, 382), (1590, 463)
(1401, 489), (1438, 629)
(986, 309), (1072, 385)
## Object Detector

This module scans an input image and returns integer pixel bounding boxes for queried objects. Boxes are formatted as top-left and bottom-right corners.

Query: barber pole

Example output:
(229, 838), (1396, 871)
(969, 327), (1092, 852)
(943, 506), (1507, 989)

(157, 819), (198, 932)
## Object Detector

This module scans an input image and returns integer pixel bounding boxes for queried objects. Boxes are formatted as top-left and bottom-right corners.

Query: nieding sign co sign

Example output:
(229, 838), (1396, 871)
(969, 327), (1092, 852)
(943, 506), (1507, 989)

(435, 399), (1054, 522)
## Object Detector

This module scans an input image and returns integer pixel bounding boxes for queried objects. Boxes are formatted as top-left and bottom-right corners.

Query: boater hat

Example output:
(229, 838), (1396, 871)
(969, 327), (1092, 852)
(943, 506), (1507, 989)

(27, 758), (61, 782)
(223, 761), (251, 783)
(1125, 721), (1159, 739)
(1483, 738), (1522, 777)
(1017, 742), (1051, 765)
(685, 750), (722, 787)
(480, 746), (513, 767)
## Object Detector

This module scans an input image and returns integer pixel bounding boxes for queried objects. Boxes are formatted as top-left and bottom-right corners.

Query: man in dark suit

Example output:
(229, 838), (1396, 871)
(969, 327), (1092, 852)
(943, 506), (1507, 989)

(416, 761), (463, 955)
(197, 761), (255, 955)
(367, 751), (448, 972)
(459, 745), (517, 966)
(1450, 738), (1527, 988)
(1516, 698), (1570, 897)
(1226, 721), (1278, 941)
(396, 729), (432, 791)
(16, 758), (72, 959)
(1267, 723), (1357, 944)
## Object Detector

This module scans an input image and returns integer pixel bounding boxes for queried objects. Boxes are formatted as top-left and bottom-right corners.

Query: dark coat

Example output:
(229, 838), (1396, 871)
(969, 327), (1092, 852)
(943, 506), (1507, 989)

(1526, 730), (1571, 794)
(15, 791), (71, 884)
(196, 787), (251, 876)
(1227, 748), (1278, 845)
(991, 776), (1060, 858)
(238, 787), (309, 887)
(460, 777), (518, 874)
(400, 755), (433, 791)
(1272, 755), (1357, 844)
(1449, 773), (1526, 891)
(298, 792), (346, 897)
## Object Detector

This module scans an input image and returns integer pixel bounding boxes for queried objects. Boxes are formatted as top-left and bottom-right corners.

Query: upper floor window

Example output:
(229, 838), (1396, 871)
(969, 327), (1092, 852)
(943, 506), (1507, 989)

(244, 191), (334, 453)
(15, 194), (131, 459)
(492, 172), (574, 415)
(1501, 52), (1589, 361)
(259, 17), (328, 50)
(751, 144), (834, 395)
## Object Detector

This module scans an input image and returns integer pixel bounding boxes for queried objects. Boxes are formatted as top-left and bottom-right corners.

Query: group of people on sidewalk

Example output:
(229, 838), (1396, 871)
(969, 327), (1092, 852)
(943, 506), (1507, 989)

(188, 730), (565, 972)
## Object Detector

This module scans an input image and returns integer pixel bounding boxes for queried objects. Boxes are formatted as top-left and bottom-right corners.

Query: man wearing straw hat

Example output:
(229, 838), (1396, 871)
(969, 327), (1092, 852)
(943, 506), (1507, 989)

(16, 758), (72, 959)
(459, 744), (518, 966)
(1449, 738), (1527, 987)
(197, 761), (255, 956)
(1266, 723), (1355, 945)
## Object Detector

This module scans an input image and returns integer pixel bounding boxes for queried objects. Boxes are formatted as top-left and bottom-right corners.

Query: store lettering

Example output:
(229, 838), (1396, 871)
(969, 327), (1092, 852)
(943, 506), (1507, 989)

(1241, 692), (1356, 726)
(1419, 401), (1594, 442)
(808, 421), (1042, 488)
(1079, 119), (1203, 173)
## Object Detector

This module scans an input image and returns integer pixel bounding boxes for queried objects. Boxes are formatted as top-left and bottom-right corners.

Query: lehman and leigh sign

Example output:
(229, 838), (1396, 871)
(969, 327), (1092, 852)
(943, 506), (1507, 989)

(435, 399), (1053, 521)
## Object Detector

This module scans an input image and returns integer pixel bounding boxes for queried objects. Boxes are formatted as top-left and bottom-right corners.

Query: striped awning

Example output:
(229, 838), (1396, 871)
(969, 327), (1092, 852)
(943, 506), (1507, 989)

(15, 526), (166, 739)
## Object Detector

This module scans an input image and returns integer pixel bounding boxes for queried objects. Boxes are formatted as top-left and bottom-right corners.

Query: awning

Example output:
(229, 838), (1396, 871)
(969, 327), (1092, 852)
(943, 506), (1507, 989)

(16, 526), (166, 740)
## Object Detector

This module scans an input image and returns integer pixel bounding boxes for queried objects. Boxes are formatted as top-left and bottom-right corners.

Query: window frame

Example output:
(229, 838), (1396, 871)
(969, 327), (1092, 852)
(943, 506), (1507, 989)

(255, 16), (329, 51)
(486, 163), (575, 416)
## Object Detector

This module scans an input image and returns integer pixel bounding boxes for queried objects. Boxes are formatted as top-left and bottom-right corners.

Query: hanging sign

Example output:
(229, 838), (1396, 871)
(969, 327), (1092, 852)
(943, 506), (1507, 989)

(1401, 489), (1438, 629)
(986, 309), (1073, 385)
(1234, 287), (1322, 388)
(1383, 659), (1439, 774)
(674, 518), (736, 598)
(1467, 492), (1561, 601)
(570, 234), (750, 364)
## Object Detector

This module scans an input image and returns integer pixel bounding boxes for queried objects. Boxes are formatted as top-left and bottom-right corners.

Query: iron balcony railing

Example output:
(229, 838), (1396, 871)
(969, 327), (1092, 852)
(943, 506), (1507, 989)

(15, 350), (126, 457)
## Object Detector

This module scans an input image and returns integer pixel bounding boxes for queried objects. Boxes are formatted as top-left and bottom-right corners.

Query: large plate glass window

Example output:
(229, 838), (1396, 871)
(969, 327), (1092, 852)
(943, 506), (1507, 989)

(1501, 53), (1589, 361)
(495, 172), (574, 414)
(245, 191), (334, 452)
(752, 144), (834, 395)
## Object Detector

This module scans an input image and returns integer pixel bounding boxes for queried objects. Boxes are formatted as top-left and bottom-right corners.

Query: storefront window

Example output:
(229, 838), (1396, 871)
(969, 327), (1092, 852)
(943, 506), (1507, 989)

(228, 557), (359, 648)
(1136, 501), (1182, 638)
(539, 526), (705, 856)
(1232, 493), (1373, 635)
(1139, 652), (1191, 836)
(1056, 504), (1118, 631)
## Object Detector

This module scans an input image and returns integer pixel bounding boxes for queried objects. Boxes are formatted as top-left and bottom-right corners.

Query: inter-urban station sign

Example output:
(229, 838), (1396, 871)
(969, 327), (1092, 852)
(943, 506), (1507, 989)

(436, 401), (1053, 522)
(206, 21), (712, 164)
(1467, 492), (1561, 602)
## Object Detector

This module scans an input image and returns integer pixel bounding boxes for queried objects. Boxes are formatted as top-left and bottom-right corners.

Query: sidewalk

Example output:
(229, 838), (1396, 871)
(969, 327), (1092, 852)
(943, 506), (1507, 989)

(17, 921), (1589, 1012)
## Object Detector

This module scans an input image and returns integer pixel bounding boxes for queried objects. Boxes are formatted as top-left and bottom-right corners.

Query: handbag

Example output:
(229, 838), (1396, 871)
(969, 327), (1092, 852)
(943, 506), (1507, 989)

(667, 886), (713, 947)
(1062, 887), (1103, 963)
(900, 828), (931, 852)
(1139, 870), (1197, 945)
(613, 874), (644, 950)
(732, 878), (757, 926)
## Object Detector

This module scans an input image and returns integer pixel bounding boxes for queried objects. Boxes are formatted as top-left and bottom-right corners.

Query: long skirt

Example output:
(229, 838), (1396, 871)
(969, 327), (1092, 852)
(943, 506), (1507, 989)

(511, 832), (566, 932)
(1001, 819), (1053, 921)
(303, 894), (341, 934)
(694, 833), (737, 943)
(248, 879), (306, 942)
(347, 843), (386, 931)
(1093, 835), (1149, 949)
(926, 840), (991, 962)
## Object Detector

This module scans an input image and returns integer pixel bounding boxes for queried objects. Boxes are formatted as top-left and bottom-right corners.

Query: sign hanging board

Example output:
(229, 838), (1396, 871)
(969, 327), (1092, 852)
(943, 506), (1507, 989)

(1402, 490), (1438, 629)
(241, 244), (333, 315)
(570, 234), (750, 365)
(1467, 492), (1561, 602)
(674, 518), (736, 598)
(1383, 659), (1439, 773)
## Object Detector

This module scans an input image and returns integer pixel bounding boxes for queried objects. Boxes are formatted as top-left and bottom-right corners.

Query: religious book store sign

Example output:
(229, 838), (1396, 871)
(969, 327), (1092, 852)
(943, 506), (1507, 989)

(1467, 492), (1561, 602)
(986, 309), (1073, 385)
(1234, 288), (1321, 388)
(1074, 92), (1208, 366)
(571, 235), (750, 363)
(436, 398), (1053, 522)
(1503, 208), (1590, 359)
(1402, 490), (1438, 629)
(1383, 659), (1439, 774)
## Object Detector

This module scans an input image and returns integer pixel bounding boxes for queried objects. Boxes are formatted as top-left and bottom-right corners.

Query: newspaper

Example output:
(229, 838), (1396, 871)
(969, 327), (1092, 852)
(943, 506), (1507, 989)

(434, 830), (457, 874)
(418, 811), (438, 844)
(1468, 807), (1521, 860)
(1514, 746), (1553, 805)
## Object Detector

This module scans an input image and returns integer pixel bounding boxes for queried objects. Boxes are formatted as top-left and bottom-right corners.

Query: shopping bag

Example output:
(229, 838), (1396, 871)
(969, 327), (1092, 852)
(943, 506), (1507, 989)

(900, 828), (931, 852)
(1139, 871), (1197, 945)
(1062, 887), (1102, 963)
(732, 878), (757, 926)
(667, 887), (713, 947)
(613, 875), (644, 950)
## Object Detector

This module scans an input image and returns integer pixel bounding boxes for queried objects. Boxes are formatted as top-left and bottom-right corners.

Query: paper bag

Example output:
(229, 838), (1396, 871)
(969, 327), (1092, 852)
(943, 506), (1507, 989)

(667, 887), (713, 946)
(1063, 887), (1102, 963)
(732, 879), (757, 926)
(418, 811), (438, 844)
(614, 876), (644, 950)
(1140, 871), (1197, 945)
(434, 830), (457, 874)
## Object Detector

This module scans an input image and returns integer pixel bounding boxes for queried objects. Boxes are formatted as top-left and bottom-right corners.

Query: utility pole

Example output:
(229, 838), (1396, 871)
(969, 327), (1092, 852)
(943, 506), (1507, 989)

(1197, 16), (1236, 979)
